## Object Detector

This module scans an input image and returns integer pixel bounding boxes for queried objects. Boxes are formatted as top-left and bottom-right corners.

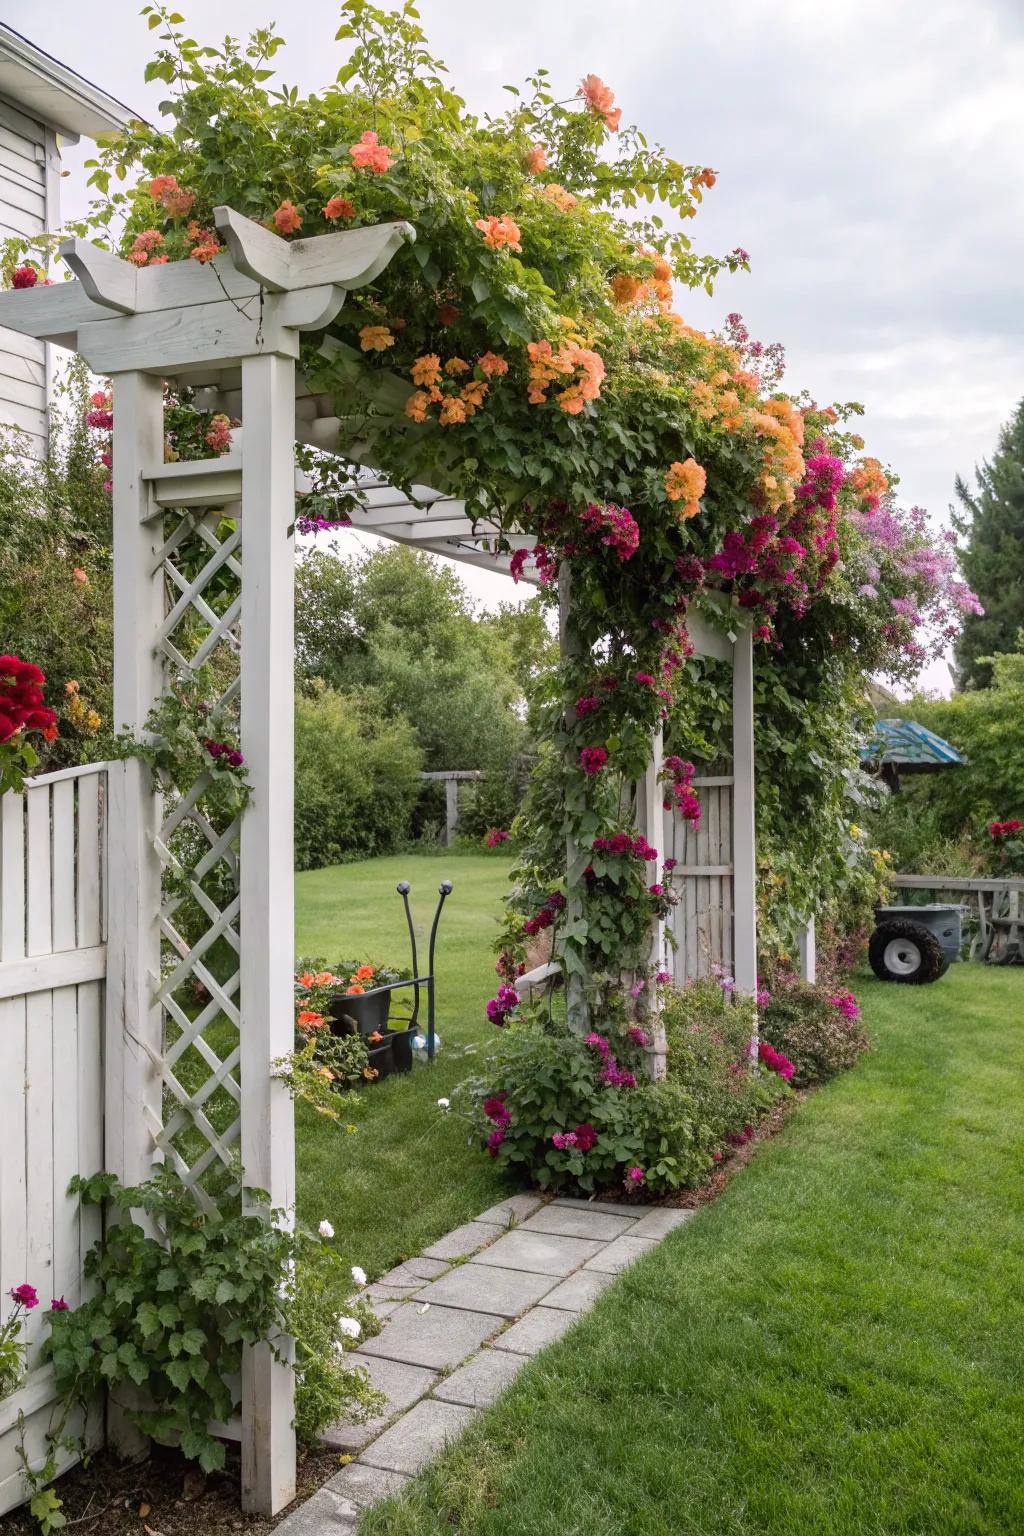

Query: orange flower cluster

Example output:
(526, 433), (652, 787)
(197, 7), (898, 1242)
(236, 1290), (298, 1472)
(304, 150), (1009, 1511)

(273, 199), (302, 234)
(64, 679), (101, 734)
(526, 339), (605, 414)
(541, 184), (577, 212)
(186, 221), (221, 264)
(324, 195), (356, 221)
(691, 167), (717, 193)
(149, 174), (194, 218)
(349, 131), (394, 174)
(750, 399), (806, 511)
(848, 456), (889, 510)
(405, 353), (506, 426)
(665, 457), (707, 520)
(610, 273), (646, 307)
(359, 324), (395, 352)
(475, 214), (522, 251)
(525, 144), (547, 174)
(297, 1009), (327, 1031)
(127, 229), (168, 267)
(578, 73), (622, 131)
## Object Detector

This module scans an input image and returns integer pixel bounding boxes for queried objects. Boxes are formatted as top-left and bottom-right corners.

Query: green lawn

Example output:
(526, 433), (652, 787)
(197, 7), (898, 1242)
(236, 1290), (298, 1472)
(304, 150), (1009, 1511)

(294, 851), (514, 1278)
(355, 964), (1024, 1536)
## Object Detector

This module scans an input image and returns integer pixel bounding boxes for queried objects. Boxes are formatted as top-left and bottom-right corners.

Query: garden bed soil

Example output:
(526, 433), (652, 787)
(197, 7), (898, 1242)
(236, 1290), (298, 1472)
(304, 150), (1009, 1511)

(5, 1098), (797, 1536)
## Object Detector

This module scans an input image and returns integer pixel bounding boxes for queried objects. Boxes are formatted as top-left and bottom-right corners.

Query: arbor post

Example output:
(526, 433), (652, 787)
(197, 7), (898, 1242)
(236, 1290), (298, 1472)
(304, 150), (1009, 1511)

(238, 352), (297, 1515)
(558, 564), (589, 1036)
(732, 626), (757, 997)
(638, 725), (667, 1080)
(798, 915), (817, 983)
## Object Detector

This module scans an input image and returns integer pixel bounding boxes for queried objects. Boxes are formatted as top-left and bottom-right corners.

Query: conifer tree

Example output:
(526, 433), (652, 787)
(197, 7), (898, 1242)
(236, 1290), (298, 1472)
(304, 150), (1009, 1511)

(953, 397), (1024, 687)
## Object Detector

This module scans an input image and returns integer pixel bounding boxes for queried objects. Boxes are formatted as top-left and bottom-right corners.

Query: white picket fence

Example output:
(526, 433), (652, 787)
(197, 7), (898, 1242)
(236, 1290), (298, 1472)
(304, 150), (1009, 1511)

(664, 774), (736, 980)
(0, 762), (109, 1515)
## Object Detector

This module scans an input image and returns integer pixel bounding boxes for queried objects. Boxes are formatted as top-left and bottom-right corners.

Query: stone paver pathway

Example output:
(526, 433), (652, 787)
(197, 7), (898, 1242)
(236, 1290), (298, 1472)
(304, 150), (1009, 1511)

(276, 1192), (693, 1534)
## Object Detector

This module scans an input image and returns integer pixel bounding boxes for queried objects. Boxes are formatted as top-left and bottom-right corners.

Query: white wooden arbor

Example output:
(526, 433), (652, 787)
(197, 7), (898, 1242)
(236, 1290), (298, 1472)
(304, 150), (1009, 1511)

(0, 206), (756, 1516)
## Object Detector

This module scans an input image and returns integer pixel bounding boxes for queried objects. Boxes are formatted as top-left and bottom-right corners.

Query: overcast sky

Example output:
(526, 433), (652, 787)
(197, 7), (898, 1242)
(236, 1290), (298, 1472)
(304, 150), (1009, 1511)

(14, 0), (1024, 691)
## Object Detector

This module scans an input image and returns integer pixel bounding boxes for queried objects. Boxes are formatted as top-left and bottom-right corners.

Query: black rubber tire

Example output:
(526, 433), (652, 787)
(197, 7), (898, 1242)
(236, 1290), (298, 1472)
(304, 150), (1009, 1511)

(868, 919), (946, 984)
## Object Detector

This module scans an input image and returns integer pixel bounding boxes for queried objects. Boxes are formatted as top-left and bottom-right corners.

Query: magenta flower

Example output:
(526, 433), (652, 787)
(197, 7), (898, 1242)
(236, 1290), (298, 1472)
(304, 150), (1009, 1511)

(50, 1296), (69, 1311)
(9, 1284), (38, 1309)
(625, 1165), (645, 1184)
(580, 746), (608, 775)
(627, 1026), (650, 1047)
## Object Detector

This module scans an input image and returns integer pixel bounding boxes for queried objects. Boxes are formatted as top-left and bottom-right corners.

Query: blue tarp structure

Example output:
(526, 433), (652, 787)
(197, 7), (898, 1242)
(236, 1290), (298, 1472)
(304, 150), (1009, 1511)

(861, 718), (966, 774)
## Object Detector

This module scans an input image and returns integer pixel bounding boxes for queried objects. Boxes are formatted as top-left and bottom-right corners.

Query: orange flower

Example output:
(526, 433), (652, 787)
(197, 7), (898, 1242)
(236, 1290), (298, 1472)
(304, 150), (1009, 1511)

(665, 458), (707, 519)
(297, 1009), (328, 1031)
(404, 391), (430, 423)
(693, 167), (717, 189)
(190, 241), (221, 264)
(149, 174), (194, 217)
(359, 324), (395, 352)
(354, 964), (376, 981)
(556, 387), (585, 415)
(324, 195), (356, 220)
(525, 144), (547, 174)
(313, 971), (339, 985)
(478, 352), (509, 377)
(475, 215), (522, 252)
(367, 1032), (383, 1044)
(439, 396), (468, 425)
(460, 379), (488, 413)
(362, 1067), (379, 1080)
(411, 354), (442, 387)
(65, 680), (79, 696)
(349, 131), (394, 174)
(273, 200), (302, 235)
(444, 357), (469, 376)
(578, 74), (621, 131)
(318, 1066), (335, 1081)
(651, 254), (672, 283)
(542, 184), (577, 212)
(609, 273), (644, 307)
(345, 984), (365, 995)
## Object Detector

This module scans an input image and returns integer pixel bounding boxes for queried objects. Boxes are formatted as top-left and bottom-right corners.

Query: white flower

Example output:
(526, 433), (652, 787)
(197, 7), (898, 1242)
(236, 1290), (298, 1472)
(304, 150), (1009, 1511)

(351, 1265), (367, 1287)
(437, 1097), (450, 1111)
(318, 1219), (335, 1239)
(337, 1315), (361, 1341)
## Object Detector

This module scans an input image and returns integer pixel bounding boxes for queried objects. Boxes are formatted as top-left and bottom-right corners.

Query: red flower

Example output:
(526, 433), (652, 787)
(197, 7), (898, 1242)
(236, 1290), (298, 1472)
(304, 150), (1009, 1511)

(580, 746), (608, 775)
(12, 266), (38, 289)
(574, 1122), (598, 1152)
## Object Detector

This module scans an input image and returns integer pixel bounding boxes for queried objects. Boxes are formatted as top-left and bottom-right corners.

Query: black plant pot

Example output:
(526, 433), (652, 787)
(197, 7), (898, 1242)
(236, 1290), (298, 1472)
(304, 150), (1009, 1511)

(329, 988), (392, 1038)
(366, 1035), (394, 1080)
(386, 1024), (416, 1074)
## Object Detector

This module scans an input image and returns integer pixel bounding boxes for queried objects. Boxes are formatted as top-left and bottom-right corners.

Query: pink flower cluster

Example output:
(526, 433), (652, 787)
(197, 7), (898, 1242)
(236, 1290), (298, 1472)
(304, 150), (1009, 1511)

(523, 889), (566, 937)
(758, 1041), (795, 1081)
(552, 1122), (598, 1152)
(591, 832), (658, 860)
(585, 1031), (638, 1089)
(579, 501), (640, 561)
(485, 828), (510, 847)
(486, 983), (520, 1027)
(204, 738), (244, 769)
(828, 989), (860, 1019)
(661, 755), (701, 827)
(483, 1092), (510, 1155)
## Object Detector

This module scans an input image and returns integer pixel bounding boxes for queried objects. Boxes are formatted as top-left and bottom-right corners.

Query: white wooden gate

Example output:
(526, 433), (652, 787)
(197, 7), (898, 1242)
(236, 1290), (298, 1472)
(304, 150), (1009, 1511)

(664, 773), (736, 980)
(0, 762), (108, 1516)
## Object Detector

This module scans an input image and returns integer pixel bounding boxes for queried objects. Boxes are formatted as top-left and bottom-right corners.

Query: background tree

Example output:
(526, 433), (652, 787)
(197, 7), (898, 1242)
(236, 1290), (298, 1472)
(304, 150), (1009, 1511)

(953, 397), (1024, 688)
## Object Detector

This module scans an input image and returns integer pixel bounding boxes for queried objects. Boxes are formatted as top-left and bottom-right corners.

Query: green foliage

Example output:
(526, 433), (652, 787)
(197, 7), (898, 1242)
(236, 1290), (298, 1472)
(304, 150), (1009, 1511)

(953, 399), (1024, 689)
(0, 1296), (30, 1400)
(294, 681), (423, 868)
(661, 979), (788, 1142)
(867, 648), (1024, 858)
(760, 981), (869, 1087)
(287, 1264), (384, 1446)
(44, 1168), (369, 1478)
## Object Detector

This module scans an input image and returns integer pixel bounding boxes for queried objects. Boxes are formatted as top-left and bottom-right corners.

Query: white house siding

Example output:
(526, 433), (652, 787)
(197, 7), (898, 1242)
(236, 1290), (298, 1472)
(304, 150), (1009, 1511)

(0, 92), (54, 456)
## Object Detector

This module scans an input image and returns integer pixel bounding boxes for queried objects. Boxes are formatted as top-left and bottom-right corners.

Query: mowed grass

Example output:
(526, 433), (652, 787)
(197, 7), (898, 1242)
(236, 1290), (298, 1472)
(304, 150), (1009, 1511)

(294, 851), (515, 1278)
(358, 965), (1024, 1536)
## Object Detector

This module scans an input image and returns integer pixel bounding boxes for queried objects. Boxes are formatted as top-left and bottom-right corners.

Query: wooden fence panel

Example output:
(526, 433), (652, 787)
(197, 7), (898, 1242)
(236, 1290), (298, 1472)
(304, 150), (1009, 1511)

(0, 764), (108, 1517)
(665, 774), (736, 981)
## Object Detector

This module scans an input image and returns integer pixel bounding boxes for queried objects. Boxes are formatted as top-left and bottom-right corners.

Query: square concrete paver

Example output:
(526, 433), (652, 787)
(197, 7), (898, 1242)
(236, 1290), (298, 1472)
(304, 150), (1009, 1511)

(520, 1204), (638, 1242)
(358, 1302), (503, 1370)
(553, 1196), (645, 1217)
(584, 1234), (659, 1273)
(541, 1268), (617, 1311)
(422, 1220), (504, 1261)
(277, 1487), (361, 1534)
(360, 1398), (478, 1475)
(628, 1207), (695, 1240)
(415, 1262), (557, 1318)
(492, 1305), (579, 1354)
(325, 1462), (412, 1508)
(470, 1229), (606, 1276)
(379, 1256), (451, 1286)
(321, 1356), (439, 1451)
(433, 1347), (528, 1407)
(475, 1192), (545, 1225)
(365, 1280), (424, 1303)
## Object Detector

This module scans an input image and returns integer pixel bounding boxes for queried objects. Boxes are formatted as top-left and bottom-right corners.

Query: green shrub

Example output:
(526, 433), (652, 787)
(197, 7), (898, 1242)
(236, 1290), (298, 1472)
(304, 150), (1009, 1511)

(759, 979), (869, 1087)
(294, 683), (423, 869)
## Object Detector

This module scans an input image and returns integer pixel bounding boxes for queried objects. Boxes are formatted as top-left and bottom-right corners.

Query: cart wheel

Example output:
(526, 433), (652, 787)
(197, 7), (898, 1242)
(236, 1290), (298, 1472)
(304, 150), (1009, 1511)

(868, 919), (946, 984)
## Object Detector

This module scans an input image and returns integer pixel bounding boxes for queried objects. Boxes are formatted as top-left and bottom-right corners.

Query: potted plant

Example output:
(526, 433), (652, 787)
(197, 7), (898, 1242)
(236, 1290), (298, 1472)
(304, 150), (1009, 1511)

(295, 960), (410, 1042)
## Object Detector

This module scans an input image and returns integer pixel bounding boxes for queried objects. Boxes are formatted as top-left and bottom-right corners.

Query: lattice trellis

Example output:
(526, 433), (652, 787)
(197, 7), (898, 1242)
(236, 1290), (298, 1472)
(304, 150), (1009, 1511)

(148, 507), (246, 1203)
